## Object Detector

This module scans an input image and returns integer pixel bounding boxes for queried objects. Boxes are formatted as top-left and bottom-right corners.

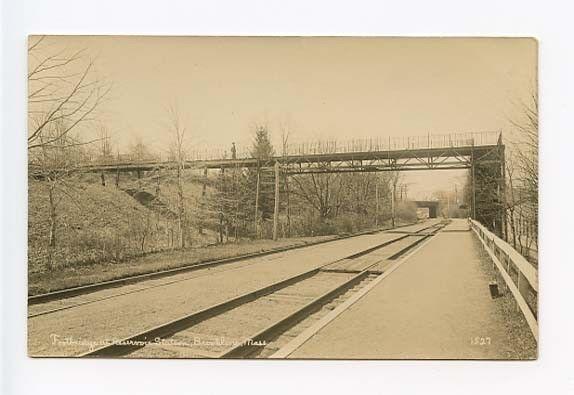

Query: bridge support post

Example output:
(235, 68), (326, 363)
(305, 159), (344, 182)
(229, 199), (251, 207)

(284, 172), (291, 238)
(375, 182), (379, 227)
(202, 167), (208, 197)
(471, 155), (476, 219)
(155, 168), (161, 195)
(254, 163), (260, 238)
(273, 161), (280, 240)
(472, 141), (505, 236)
(499, 142), (507, 241)
(391, 176), (397, 228)
(198, 167), (208, 236)
(219, 167), (226, 244)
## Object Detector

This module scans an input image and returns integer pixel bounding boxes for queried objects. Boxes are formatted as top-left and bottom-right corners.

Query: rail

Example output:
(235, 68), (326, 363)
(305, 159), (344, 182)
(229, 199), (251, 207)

(470, 219), (538, 342)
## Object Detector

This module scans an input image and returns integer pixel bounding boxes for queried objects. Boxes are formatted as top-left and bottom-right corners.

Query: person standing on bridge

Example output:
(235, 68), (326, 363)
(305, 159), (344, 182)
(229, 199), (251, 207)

(231, 142), (237, 159)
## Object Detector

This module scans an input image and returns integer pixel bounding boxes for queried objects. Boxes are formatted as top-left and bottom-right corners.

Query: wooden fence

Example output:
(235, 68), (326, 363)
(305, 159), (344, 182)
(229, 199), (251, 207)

(470, 219), (538, 342)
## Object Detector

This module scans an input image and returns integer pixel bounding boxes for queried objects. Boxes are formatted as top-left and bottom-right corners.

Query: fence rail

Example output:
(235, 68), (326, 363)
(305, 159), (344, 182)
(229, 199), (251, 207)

(470, 219), (538, 342)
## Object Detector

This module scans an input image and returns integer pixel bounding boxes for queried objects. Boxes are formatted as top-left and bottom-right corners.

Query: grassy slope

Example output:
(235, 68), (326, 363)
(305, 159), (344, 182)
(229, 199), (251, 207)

(28, 235), (335, 295)
(28, 171), (219, 274)
(28, 170), (416, 294)
(29, 179), (158, 272)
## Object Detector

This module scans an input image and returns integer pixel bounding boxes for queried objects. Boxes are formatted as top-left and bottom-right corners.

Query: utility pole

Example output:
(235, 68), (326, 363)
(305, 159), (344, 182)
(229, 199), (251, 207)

(455, 184), (458, 206)
(233, 162), (240, 240)
(284, 172), (291, 237)
(273, 161), (280, 241)
(471, 160), (476, 219)
(254, 164), (260, 238)
(391, 178), (397, 228)
(155, 168), (161, 196)
(198, 167), (208, 236)
(202, 167), (208, 197)
(375, 182), (380, 227)
(219, 167), (225, 244)
(471, 146), (476, 220)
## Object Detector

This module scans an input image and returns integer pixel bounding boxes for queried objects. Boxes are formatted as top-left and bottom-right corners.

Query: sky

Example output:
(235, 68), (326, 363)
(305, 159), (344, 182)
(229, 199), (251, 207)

(30, 36), (537, 199)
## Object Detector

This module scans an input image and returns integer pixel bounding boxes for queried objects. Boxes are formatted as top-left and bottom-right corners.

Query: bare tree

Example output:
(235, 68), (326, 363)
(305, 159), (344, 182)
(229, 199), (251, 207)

(504, 155), (519, 249)
(167, 105), (189, 248)
(28, 37), (111, 269)
(507, 92), (539, 260)
(511, 94), (538, 209)
(28, 36), (111, 151)
(279, 119), (292, 237)
(389, 171), (401, 228)
(129, 136), (151, 162)
(130, 212), (153, 254)
(29, 119), (87, 268)
(344, 173), (375, 217)
(291, 170), (345, 222)
(98, 125), (113, 186)
(98, 125), (113, 160)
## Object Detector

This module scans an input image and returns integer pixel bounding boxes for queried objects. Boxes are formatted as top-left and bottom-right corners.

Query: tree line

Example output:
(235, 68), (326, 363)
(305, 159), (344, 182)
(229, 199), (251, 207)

(26, 35), (415, 271)
(30, 36), (538, 270)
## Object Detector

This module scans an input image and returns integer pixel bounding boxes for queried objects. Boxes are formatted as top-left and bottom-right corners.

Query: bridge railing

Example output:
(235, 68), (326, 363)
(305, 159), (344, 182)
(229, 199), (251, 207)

(283, 131), (501, 157)
(469, 219), (538, 342)
(183, 131), (501, 160)
(84, 131), (502, 166)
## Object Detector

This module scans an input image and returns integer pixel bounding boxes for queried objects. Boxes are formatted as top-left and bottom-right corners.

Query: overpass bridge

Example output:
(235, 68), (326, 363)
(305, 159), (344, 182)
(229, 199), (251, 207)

(412, 201), (440, 218)
(61, 132), (504, 174)
(30, 132), (506, 236)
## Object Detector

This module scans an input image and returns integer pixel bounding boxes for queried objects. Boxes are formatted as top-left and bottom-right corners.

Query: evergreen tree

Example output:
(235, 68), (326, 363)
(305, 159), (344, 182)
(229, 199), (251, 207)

(210, 126), (276, 240)
(248, 125), (276, 236)
(251, 126), (275, 160)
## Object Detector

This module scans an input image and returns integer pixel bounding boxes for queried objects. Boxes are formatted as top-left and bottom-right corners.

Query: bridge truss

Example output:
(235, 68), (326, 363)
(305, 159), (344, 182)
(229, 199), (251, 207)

(29, 132), (506, 237)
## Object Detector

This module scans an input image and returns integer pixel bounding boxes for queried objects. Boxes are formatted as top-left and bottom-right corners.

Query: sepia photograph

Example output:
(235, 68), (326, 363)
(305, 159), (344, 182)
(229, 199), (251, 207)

(26, 36), (538, 360)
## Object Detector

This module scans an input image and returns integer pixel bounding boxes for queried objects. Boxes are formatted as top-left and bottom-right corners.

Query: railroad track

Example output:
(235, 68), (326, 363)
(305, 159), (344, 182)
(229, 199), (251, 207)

(80, 222), (444, 359)
(28, 220), (443, 319)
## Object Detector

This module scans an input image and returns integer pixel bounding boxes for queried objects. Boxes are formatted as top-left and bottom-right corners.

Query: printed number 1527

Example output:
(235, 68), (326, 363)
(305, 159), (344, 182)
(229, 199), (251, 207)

(470, 337), (491, 346)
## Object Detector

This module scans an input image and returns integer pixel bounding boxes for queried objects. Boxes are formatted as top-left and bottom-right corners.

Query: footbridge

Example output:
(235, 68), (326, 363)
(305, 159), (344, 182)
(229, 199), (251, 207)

(29, 131), (506, 236)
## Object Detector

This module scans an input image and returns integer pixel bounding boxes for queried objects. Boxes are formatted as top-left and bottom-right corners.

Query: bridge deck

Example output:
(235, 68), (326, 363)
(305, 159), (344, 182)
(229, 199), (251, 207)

(287, 219), (536, 359)
(45, 143), (502, 174)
